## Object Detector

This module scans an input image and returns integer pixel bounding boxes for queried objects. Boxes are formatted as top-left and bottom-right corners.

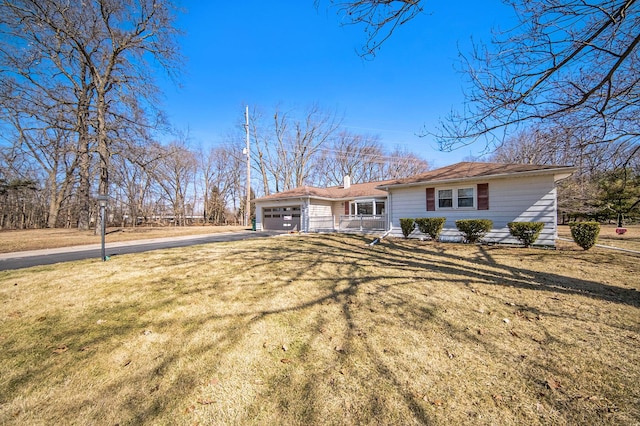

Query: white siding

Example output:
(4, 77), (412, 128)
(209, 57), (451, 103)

(308, 200), (335, 231)
(388, 175), (559, 246)
(309, 200), (333, 217)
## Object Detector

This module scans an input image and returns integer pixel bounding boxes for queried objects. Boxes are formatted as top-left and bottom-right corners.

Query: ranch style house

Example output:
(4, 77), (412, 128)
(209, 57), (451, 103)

(252, 162), (576, 246)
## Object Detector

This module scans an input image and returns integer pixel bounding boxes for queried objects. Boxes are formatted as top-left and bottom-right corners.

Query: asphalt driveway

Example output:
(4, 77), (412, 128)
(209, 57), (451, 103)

(0, 230), (282, 271)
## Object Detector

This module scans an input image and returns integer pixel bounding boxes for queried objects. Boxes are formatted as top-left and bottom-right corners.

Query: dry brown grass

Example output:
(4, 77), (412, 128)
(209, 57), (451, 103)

(0, 225), (246, 253)
(558, 224), (640, 252)
(0, 234), (639, 425)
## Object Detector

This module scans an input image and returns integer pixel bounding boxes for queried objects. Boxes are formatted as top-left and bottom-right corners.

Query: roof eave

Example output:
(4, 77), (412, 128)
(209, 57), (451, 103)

(378, 166), (577, 190)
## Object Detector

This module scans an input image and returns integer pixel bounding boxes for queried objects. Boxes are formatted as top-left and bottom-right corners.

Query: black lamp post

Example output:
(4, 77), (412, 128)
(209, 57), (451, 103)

(97, 195), (109, 261)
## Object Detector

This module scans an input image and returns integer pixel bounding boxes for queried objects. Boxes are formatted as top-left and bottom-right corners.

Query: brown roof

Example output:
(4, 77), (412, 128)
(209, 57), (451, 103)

(253, 179), (393, 202)
(378, 162), (575, 188)
(253, 162), (576, 203)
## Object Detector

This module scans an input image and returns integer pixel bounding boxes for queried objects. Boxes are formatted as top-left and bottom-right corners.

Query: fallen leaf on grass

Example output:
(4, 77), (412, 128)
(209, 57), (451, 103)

(198, 399), (215, 405)
(122, 359), (132, 367)
(52, 345), (68, 354)
(510, 331), (520, 338)
(280, 358), (292, 364)
(477, 329), (486, 335)
(546, 378), (561, 390)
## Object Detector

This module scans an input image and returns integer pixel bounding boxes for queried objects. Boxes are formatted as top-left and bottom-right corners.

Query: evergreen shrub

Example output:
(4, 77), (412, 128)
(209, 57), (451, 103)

(507, 222), (545, 247)
(455, 219), (493, 244)
(399, 218), (415, 239)
(569, 222), (600, 250)
(414, 217), (446, 241)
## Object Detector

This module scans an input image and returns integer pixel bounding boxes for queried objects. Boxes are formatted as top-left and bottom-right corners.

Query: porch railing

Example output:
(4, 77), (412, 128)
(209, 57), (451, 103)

(338, 214), (387, 232)
(307, 215), (388, 232)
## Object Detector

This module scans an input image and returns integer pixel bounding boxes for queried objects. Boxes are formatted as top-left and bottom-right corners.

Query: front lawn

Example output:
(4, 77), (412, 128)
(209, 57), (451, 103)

(1, 234), (638, 425)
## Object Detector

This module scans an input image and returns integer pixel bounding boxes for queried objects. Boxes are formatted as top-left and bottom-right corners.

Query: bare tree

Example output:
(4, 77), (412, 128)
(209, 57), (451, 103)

(149, 140), (197, 226)
(327, 1), (639, 161)
(435, 0), (640, 156)
(383, 146), (430, 179)
(201, 145), (240, 224)
(272, 105), (342, 190)
(248, 105), (342, 193)
(320, 0), (424, 56)
(0, 0), (182, 230)
(313, 131), (386, 185)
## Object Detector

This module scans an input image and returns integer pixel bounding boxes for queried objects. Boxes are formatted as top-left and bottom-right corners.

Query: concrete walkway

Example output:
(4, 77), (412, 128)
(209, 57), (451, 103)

(556, 237), (640, 255)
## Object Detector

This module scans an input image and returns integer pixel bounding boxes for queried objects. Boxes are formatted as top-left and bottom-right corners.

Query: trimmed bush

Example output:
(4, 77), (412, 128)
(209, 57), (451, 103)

(508, 222), (545, 247)
(455, 219), (493, 244)
(415, 217), (446, 241)
(569, 222), (600, 250)
(399, 218), (415, 239)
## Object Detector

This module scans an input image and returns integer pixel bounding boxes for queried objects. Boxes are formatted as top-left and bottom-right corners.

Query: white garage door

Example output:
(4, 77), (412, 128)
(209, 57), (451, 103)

(263, 206), (301, 231)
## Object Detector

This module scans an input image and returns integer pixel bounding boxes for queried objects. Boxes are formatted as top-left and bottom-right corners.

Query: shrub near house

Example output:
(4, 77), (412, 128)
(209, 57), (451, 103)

(508, 222), (545, 247)
(399, 218), (415, 239)
(415, 217), (446, 241)
(456, 219), (493, 244)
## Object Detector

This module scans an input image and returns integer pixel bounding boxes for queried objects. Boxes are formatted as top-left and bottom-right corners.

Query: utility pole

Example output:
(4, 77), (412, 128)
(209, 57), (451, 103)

(244, 106), (251, 228)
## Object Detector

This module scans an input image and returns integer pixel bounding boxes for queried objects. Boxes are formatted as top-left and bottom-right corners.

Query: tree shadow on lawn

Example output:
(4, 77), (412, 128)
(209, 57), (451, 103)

(3, 233), (639, 424)
(377, 237), (640, 309)
(202, 234), (639, 422)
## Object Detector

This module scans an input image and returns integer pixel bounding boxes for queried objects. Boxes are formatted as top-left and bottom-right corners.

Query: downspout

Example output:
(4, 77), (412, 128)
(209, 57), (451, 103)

(387, 191), (393, 232)
(301, 197), (310, 233)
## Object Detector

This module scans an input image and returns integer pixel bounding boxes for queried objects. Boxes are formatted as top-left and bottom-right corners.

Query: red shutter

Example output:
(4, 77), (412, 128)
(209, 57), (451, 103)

(426, 187), (435, 211)
(344, 201), (349, 214)
(477, 183), (489, 210)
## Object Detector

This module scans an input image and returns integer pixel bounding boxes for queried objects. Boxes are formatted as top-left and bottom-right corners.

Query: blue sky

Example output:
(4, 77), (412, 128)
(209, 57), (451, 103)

(161, 1), (515, 168)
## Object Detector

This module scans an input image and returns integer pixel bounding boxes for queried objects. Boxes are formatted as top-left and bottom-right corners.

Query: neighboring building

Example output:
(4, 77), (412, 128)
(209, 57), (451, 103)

(253, 162), (576, 246)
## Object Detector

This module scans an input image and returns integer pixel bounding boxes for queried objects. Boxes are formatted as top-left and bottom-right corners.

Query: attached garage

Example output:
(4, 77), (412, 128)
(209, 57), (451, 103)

(262, 205), (301, 231)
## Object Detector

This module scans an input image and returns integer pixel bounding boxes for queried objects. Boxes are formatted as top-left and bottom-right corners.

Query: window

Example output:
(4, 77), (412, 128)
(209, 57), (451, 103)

(438, 189), (453, 208)
(435, 187), (475, 209)
(428, 184), (487, 211)
(457, 188), (474, 208)
(348, 200), (385, 215)
(357, 202), (373, 215)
